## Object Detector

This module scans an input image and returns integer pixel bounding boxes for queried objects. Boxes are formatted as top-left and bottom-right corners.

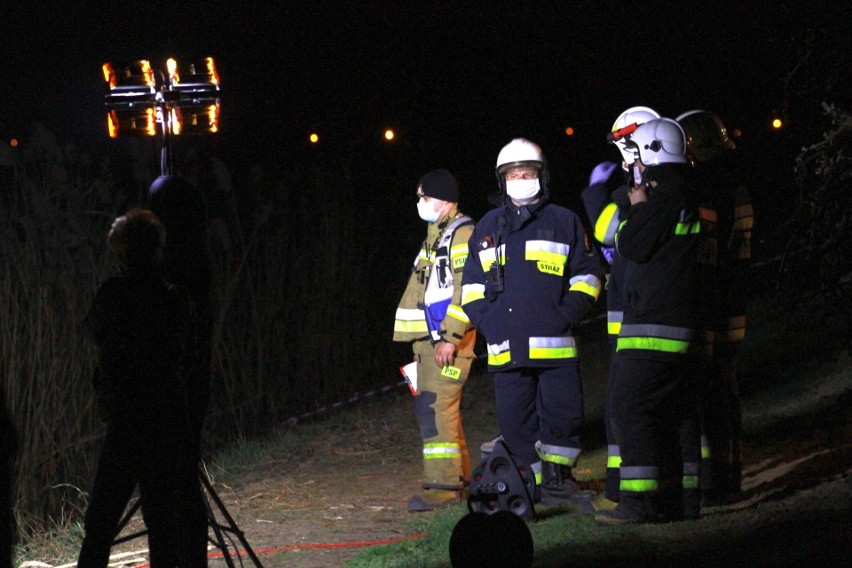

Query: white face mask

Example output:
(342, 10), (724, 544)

(505, 178), (541, 203)
(417, 200), (442, 223)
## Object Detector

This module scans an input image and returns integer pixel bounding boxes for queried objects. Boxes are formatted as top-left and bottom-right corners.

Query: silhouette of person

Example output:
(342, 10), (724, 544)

(77, 209), (207, 567)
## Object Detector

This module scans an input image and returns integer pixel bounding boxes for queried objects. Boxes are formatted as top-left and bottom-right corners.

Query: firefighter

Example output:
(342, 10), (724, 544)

(595, 119), (703, 525)
(462, 138), (602, 506)
(677, 110), (754, 502)
(77, 209), (208, 567)
(580, 106), (661, 512)
(393, 169), (477, 512)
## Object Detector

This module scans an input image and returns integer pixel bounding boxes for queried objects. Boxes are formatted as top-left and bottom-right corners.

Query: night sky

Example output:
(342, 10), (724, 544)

(0, 2), (846, 221)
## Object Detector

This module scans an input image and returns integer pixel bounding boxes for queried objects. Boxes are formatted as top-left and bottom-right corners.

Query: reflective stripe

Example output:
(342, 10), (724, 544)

(532, 461), (542, 486)
(445, 304), (469, 323)
(607, 310), (623, 336)
(617, 336), (691, 353)
(487, 340), (511, 366)
(617, 323), (696, 354)
(529, 336), (577, 360)
(461, 283), (485, 305)
(423, 442), (461, 459)
(675, 220), (701, 235)
(536, 441), (580, 467)
(620, 465), (659, 493)
(450, 243), (469, 270)
(701, 435), (711, 459)
(594, 202), (620, 246)
(607, 445), (622, 469)
(683, 459), (701, 489)
(394, 308), (428, 333)
(477, 244), (506, 272)
(525, 239), (570, 263)
(569, 273), (602, 300)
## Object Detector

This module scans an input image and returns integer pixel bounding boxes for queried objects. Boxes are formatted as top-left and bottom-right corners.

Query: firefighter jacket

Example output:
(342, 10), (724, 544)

(688, 164), (754, 352)
(461, 198), (602, 370)
(581, 182), (632, 340)
(615, 166), (704, 362)
(393, 207), (476, 353)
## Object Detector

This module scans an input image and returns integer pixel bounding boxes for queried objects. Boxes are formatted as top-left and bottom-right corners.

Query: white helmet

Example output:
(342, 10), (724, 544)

(611, 106), (660, 164)
(496, 138), (545, 175)
(676, 110), (736, 163)
(494, 138), (549, 200)
(625, 118), (688, 166)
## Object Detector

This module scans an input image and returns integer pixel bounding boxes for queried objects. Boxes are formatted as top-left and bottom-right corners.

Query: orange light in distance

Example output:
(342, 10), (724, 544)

(9, 139), (18, 147)
(731, 128), (742, 138)
(564, 126), (575, 136)
(207, 105), (219, 133)
(107, 111), (119, 138)
(384, 129), (395, 141)
(772, 118), (783, 129)
(309, 133), (319, 143)
(206, 57), (220, 85)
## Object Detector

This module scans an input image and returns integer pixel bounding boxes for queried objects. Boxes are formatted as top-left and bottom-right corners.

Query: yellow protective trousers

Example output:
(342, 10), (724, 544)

(412, 340), (473, 491)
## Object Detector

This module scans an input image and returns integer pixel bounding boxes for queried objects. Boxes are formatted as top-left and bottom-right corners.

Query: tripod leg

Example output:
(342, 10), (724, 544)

(200, 471), (264, 567)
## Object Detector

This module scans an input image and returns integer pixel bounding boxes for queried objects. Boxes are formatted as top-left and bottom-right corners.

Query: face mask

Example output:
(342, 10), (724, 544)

(505, 178), (540, 203)
(417, 200), (441, 222)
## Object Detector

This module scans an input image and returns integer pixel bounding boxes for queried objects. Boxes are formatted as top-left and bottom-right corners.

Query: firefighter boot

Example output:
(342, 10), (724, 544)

(407, 489), (461, 513)
(594, 492), (655, 526)
(540, 462), (595, 506)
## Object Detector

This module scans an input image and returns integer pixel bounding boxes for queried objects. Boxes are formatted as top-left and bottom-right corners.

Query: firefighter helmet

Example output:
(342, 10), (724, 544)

(676, 110), (736, 163)
(625, 118), (688, 166)
(611, 106), (660, 164)
(496, 138), (545, 176)
(494, 138), (549, 200)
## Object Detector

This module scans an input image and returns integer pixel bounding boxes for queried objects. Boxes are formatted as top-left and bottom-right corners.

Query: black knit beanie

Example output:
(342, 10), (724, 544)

(418, 169), (459, 202)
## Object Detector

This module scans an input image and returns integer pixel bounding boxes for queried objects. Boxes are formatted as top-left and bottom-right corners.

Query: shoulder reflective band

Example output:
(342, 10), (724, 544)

(569, 273), (602, 300)
(594, 202), (620, 246)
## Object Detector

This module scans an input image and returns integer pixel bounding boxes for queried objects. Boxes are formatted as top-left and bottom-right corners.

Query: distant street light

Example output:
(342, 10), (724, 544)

(772, 118), (783, 129)
(309, 133), (319, 143)
(384, 129), (395, 141)
(564, 126), (575, 136)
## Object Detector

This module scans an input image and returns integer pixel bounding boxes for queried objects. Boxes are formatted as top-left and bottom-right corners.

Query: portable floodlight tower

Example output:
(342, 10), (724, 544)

(102, 57), (221, 176)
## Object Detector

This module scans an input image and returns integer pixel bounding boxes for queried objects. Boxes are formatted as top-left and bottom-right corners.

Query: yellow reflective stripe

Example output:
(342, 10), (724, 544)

(488, 351), (512, 366)
(620, 479), (659, 492)
(445, 304), (469, 323)
(487, 340), (511, 366)
(526, 249), (567, 265)
(394, 320), (429, 333)
(675, 220), (701, 235)
(569, 274), (602, 300)
(461, 283), (485, 305)
(607, 455), (622, 469)
(529, 337), (577, 360)
(423, 442), (461, 459)
(450, 243), (469, 270)
(683, 475), (700, 489)
(394, 308), (428, 333)
(617, 336), (691, 354)
(594, 202), (620, 245)
(607, 321), (622, 335)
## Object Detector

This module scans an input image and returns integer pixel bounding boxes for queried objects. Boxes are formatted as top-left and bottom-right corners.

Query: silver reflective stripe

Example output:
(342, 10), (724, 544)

(607, 311), (623, 323)
(528, 336), (576, 349)
(487, 340), (510, 355)
(620, 466), (659, 480)
(619, 324), (695, 340)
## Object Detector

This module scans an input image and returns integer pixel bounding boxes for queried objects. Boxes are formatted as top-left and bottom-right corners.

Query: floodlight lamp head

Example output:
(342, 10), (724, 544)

(102, 57), (221, 139)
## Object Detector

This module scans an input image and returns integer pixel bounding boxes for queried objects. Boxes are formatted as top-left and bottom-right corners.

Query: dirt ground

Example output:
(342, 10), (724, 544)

(190, 347), (850, 567)
(34, 337), (850, 568)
